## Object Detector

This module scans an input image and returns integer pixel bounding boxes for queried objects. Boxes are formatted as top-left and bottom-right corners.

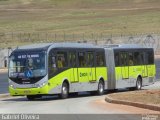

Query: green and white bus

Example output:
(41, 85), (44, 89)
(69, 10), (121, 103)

(8, 43), (156, 100)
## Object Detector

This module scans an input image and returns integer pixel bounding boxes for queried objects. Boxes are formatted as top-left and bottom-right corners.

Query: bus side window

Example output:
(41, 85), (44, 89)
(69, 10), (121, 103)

(128, 52), (134, 66)
(96, 52), (105, 67)
(120, 52), (128, 66)
(114, 52), (120, 66)
(78, 52), (86, 67)
(134, 52), (144, 65)
(48, 51), (57, 78)
(145, 50), (154, 65)
(69, 52), (76, 67)
(57, 51), (68, 68)
(87, 52), (94, 67)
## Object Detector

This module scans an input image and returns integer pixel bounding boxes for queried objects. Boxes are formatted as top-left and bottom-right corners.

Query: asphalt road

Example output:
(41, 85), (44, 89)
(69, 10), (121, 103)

(0, 81), (159, 120)
(0, 94), (133, 114)
(155, 59), (160, 79)
(0, 72), (8, 94)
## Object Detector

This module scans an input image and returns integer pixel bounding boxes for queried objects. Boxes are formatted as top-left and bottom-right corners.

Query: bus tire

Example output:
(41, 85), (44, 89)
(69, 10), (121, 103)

(136, 77), (142, 90)
(60, 82), (69, 99)
(97, 80), (104, 95)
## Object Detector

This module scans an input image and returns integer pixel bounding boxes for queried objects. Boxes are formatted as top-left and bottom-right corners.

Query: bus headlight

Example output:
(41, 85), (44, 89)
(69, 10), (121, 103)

(9, 84), (15, 89)
(35, 82), (47, 88)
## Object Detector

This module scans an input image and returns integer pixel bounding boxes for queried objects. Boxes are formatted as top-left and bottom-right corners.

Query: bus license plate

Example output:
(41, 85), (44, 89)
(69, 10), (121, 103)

(24, 90), (31, 94)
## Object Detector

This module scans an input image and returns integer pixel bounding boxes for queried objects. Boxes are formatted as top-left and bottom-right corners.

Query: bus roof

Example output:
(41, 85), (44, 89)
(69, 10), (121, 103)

(13, 42), (100, 52)
(48, 42), (99, 49)
(103, 44), (153, 49)
(103, 44), (142, 48)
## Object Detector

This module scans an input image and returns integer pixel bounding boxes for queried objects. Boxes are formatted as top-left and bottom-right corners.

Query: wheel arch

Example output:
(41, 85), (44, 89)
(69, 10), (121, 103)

(99, 77), (105, 85)
(62, 78), (70, 91)
(137, 75), (142, 83)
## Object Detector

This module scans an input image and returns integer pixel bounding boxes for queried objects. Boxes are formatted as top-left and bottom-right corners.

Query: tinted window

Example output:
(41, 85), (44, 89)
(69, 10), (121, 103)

(120, 52), (128, 66)
(69, 52), (77, 67)
(87, 52), (94, 67)
(114, 52), (120, 66)
(78, 52), (86, 67)
(128, 52), (134, 66)
(57, 51), (68, 68)
(48, 50), (57, 78)
(96, 52), (105, 66)
(145, 50), (154, 64)
(134, 52), (144, 65)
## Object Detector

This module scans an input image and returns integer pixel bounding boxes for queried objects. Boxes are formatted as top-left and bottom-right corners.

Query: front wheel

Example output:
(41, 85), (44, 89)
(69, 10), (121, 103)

(97, 80), (104, 95)
(60, 82), (69, 99)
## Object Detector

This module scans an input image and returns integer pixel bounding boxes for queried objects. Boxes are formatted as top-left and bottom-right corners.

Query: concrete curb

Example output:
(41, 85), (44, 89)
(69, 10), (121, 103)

(0, 93), (10, 98)
(105, 95), (160, 112)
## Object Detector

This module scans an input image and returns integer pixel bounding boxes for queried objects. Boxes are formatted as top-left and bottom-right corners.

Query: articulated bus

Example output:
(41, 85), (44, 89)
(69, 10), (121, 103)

(8, 43), (156, 100)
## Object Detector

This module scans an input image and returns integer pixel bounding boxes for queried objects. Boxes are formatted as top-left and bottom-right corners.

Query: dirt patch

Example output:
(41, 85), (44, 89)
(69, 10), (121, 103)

(108, 90), (160, 106)
(90, 99), (160, 114)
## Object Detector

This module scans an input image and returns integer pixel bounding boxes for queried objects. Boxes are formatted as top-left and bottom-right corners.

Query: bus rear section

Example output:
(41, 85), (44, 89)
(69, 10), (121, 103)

(105, 45), (156, 90)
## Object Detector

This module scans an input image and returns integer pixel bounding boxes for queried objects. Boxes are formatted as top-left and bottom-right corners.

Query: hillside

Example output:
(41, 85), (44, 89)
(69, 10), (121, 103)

(0, 0), (160, 47)
(0, 0), (160, 9)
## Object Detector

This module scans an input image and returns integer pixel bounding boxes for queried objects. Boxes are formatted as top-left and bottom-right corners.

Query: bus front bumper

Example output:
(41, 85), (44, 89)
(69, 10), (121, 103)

(9, 85), (48, 96)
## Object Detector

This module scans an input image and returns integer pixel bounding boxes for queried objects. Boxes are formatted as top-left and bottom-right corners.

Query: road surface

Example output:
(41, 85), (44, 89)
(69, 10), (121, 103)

(0, 72), (8, 94)
(0, 81), (159, 114)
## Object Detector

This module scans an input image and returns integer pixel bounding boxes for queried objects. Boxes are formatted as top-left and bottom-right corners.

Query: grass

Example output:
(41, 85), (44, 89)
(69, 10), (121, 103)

(0, 0), (160, 47)
(0, 9), (160, 34)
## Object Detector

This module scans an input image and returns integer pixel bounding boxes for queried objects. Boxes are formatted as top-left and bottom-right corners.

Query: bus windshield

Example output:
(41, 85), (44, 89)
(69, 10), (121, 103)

(9, 51), (46, 78)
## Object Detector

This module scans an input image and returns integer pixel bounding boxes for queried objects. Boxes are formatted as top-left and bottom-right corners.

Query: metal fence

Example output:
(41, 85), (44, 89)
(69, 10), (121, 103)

(1, 32), (159, 53)
(0, 32), (160, 68)
(0, 33), (160, 53)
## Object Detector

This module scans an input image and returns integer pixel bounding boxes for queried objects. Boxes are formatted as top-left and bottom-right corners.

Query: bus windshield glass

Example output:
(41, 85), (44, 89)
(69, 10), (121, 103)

(9, 52), (46, 78)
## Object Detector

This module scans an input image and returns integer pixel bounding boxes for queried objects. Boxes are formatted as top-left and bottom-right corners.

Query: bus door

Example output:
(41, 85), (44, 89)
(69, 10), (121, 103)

(141, 52), (148, 77)
(69, 52), (78, 82)
(146, 50), (154, 77)
(120, 52), (129, 79)
(87, 52), (96, 82)
(77, 52), (88, 82)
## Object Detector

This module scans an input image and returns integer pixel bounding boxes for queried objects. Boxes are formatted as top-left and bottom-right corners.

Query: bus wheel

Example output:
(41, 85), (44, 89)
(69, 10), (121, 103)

(97, 80), (104, 95)
(60, 82), (69, 99)
(136, 77), (142, 90)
